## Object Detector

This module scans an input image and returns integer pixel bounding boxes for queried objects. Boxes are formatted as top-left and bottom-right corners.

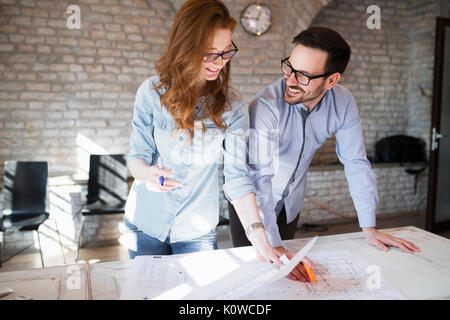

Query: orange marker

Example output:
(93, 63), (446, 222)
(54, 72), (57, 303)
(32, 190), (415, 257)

(301, 262), (316, 282)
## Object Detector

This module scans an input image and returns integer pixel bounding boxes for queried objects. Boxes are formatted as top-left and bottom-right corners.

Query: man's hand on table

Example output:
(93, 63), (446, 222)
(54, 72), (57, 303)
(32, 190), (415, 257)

(275, 246), (316, 282)
(363, 227), (421, 254)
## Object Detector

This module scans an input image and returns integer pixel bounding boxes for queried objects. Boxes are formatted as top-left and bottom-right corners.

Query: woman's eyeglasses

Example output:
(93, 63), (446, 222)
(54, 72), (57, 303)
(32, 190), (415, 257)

(203, 41), (238, 63)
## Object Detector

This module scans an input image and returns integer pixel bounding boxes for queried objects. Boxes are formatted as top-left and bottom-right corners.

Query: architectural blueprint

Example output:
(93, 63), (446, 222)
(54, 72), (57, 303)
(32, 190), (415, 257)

(119, 256), (186, 300)
(120, 237), (317, 300)
(241, 249), (405, 300)
(119, 236), (405, 300)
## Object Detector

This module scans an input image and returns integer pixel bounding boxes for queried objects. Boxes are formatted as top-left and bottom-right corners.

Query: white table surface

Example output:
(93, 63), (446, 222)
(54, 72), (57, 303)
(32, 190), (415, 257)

(0, 263), (89, 300)
(1, 226), (449, 300)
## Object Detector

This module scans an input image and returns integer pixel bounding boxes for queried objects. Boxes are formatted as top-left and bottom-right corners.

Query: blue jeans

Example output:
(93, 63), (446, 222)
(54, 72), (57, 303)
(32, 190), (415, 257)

(122, 218), (218, 259)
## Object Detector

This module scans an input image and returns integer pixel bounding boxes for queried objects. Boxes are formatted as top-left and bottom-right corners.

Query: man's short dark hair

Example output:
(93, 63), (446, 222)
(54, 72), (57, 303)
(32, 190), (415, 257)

(292, 26), (351, 75)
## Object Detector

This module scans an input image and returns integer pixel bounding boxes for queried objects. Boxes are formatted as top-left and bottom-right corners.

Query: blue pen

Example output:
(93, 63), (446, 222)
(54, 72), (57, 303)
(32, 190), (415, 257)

(158, 157), (165, 186)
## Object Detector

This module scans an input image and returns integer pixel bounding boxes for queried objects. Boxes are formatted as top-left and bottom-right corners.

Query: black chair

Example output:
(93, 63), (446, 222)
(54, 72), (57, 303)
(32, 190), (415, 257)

(0, 161), (65, 268)
(75, 154), (128, 261)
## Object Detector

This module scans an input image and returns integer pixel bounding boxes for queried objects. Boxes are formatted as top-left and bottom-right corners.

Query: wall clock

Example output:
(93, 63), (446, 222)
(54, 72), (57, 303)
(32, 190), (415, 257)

(240, 3), (272, 36)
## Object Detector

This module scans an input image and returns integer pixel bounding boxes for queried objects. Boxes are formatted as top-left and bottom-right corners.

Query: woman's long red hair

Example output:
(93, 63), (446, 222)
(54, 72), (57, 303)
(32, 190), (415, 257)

(155, 0), (237, 140)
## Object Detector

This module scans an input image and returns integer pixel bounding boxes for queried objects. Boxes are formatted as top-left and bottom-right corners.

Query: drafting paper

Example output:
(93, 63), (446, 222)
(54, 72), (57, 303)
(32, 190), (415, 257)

(183, 236), (318, 299)
(119, 256), (186, 300)
(242, 249), (406, 300)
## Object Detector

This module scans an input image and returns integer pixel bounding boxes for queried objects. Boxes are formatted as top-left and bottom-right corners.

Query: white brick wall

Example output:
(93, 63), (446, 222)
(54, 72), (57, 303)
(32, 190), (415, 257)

(311, 0), (412, 163)
(0, 0), (175, 175)
(407, 0), (440, 149)
(302, 164), (428, 224)
(0, 0), (439, 253)
(0, 0), (334, 175)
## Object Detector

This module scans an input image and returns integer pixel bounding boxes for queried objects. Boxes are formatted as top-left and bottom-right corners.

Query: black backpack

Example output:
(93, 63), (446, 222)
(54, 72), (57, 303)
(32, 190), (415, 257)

(374, 135), (428, 193)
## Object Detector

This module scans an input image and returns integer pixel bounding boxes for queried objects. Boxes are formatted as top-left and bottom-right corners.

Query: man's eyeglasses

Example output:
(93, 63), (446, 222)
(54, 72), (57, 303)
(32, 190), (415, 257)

(203, 41), (238, 63)
(281, 57), (332, 86)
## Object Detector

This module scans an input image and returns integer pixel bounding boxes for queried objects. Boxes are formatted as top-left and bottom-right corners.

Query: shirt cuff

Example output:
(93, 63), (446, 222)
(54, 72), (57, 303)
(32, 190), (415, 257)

(223, 177), (256, 202)
(358, 212), (376, 229)
(127, 153), (153, 166)
(265, 225), (283, 247)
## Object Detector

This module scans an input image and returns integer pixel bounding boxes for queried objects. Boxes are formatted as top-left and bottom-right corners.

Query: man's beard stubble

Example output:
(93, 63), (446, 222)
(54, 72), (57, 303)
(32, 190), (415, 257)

(283, 83), (326, 106)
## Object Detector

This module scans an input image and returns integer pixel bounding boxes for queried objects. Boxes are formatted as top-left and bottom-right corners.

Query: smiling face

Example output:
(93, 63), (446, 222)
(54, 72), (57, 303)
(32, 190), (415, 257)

(199, 28), (233, 84)
(283, 44), (329, 107)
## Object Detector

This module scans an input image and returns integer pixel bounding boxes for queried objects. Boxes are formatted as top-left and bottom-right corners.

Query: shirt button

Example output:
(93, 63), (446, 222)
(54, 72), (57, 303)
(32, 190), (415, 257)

(162, 124), (166, 129)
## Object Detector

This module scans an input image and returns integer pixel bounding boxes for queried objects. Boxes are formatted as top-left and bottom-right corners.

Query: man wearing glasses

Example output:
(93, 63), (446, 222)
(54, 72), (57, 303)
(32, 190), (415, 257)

(227, 26), (420, 281)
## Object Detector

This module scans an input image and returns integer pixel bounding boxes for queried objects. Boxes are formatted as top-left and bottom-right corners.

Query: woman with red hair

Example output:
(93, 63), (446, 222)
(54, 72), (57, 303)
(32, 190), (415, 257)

(123, 0), (281, 265)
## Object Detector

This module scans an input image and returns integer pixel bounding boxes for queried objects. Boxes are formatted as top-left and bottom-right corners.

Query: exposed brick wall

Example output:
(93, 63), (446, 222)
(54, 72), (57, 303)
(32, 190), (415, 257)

(0, 0), (335, 177)
(302, 164), (428, 224)
(0, 0), (332, 253)
(0, 0), (440, 173)
(0, 0), (175, 256)
(296, 0), (437, 224)
(227, 0), (332, 99)
(311, 0), (412, 163)
(0, 0), (174, 176)
(407, 0), (440, 148)
(0, 0), (441, 255)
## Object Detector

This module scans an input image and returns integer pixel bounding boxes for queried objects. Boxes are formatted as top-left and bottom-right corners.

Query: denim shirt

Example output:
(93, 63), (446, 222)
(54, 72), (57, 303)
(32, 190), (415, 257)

(248, 77), (379, 247)
(125, 76), (255, 243)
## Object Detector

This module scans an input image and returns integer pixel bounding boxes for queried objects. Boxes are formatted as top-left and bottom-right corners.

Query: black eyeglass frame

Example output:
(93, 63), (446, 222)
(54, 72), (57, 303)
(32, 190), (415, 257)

(281, 57), (333, 86)
(203, 41), (239, 63)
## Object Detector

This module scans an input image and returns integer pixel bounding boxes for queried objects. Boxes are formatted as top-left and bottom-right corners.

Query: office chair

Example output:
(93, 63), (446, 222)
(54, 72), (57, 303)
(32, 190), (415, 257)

(0, 161), (65, 268)
(75, 154), (128, 261)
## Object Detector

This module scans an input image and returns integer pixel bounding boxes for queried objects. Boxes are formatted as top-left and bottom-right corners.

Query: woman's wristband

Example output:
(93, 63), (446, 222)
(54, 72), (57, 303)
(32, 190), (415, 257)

(245, 222), (265, 239)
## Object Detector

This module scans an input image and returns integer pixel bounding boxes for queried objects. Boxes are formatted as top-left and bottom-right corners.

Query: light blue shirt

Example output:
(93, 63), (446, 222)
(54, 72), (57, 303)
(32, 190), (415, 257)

(248, 77), (378, 247)
(125, 76), (255, 243)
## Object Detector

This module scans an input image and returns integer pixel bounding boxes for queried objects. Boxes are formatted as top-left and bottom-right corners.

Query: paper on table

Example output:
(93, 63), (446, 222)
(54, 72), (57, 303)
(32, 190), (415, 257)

(184, 236), (318, 299)
(119, 256), (186, 300)
(242, 249), (406, 300)
(267, 236), (317, 283)
(119, 236), (317, 300)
